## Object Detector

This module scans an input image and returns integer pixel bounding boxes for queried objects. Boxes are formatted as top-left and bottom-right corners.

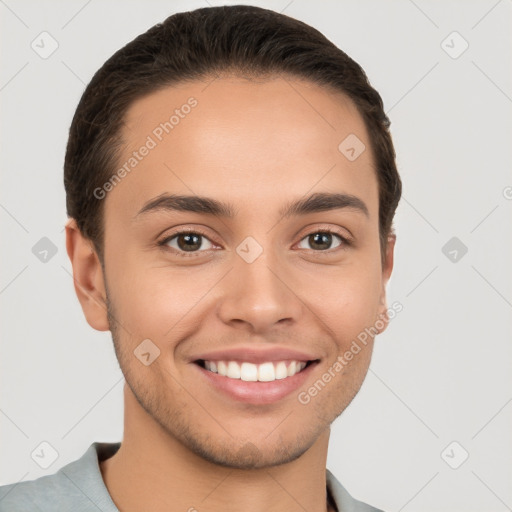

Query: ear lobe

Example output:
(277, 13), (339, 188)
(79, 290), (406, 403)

(65, 218), (110, 332)
(376, 234), (396, 334)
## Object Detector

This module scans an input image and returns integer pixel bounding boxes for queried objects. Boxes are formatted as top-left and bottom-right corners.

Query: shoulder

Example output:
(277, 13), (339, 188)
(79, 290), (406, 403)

(326, 468), (385, 512)
(0, 442), (121, 512)
(0, 470), (82, 511)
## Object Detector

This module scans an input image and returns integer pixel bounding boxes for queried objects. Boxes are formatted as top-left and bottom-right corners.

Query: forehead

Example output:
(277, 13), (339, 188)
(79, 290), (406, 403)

(107, 76), (378, 221)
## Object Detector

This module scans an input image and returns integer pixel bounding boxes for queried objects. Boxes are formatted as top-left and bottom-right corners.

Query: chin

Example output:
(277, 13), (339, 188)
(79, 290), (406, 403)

(175, 421), (326, 470)
(186, 437), (312, 470)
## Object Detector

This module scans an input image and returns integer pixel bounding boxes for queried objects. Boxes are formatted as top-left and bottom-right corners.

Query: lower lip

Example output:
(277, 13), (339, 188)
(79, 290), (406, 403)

(194, 362), (318, 405)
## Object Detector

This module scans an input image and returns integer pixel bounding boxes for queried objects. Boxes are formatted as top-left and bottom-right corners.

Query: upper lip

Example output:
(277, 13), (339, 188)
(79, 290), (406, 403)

(190, 346), (320, 364)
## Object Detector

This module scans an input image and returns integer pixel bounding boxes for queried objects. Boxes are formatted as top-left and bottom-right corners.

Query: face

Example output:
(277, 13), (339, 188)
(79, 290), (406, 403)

(82, 76), (394, 469)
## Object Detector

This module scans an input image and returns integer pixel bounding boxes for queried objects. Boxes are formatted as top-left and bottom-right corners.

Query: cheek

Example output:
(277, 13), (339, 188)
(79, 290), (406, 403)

(312, 264), (383, 344)
(105, 233), (384, 346)
(106, 257), (219, 341)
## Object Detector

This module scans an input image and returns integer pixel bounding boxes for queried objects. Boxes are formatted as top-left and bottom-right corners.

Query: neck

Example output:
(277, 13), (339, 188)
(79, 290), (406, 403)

(100, 384), (335, 512)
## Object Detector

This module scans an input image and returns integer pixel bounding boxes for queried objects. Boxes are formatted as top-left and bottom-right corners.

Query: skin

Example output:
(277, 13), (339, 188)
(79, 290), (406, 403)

(66, 75), (395, 512)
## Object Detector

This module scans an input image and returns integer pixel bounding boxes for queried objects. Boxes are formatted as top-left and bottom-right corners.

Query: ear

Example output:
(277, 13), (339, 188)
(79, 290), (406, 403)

(376, 234), (396, 334)
(65, 218), (110, 331)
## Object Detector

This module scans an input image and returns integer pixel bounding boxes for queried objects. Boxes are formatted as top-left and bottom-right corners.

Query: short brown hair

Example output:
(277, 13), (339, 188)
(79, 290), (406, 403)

(64, 4), (401, 264)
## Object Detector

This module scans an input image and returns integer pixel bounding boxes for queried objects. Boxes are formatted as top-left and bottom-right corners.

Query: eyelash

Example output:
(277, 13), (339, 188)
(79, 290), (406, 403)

(157, 226), (352, 258)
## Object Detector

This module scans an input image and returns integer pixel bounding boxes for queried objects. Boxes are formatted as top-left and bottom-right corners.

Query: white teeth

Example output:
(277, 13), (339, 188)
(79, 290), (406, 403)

(258, 362), (275, 382)
(240, 362), (258, 381)
(275, 362), (288, 380)
(227, 361), (241, 379)
(202, 359), (309, 382)
(217, 361), (227, 376)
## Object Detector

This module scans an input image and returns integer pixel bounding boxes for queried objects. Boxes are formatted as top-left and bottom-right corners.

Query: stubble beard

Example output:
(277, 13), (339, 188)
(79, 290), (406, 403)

(105, 289), (353, 470)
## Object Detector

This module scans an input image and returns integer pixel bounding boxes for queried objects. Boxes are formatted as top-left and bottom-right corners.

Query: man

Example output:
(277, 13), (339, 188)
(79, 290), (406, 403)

(0, 4), (401, 511)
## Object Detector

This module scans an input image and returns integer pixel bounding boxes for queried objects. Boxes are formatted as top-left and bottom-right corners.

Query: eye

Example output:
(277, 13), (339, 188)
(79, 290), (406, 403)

(159, 229), (215, 255)
(158, 227), (351, 257)
(296, 230), (349, 251)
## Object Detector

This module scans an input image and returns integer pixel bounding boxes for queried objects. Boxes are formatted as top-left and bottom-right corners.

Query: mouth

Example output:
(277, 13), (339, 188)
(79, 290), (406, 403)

(195, 359), (315, 382)
(193, 358), (320, 404)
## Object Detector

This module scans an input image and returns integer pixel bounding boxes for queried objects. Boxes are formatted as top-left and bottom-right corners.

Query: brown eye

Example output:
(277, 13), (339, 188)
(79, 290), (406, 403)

(297, 231), (345, 251)
(161, 231), (215, 253)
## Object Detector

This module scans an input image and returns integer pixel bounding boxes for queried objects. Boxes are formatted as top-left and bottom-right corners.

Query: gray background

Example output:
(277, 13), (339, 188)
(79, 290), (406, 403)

(1, 1), (511, 510)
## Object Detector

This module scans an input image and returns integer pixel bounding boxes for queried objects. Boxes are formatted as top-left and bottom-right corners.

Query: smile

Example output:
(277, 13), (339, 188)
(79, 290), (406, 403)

(194, 358), (319, 404)
(199, 359), (310, 382)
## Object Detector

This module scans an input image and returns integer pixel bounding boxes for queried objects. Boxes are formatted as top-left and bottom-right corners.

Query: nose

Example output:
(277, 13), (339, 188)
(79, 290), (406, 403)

(216, 250), (304, 334)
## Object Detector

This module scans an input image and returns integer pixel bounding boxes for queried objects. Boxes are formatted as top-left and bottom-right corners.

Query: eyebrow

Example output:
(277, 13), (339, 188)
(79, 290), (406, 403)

(134, 192), (369, 220)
